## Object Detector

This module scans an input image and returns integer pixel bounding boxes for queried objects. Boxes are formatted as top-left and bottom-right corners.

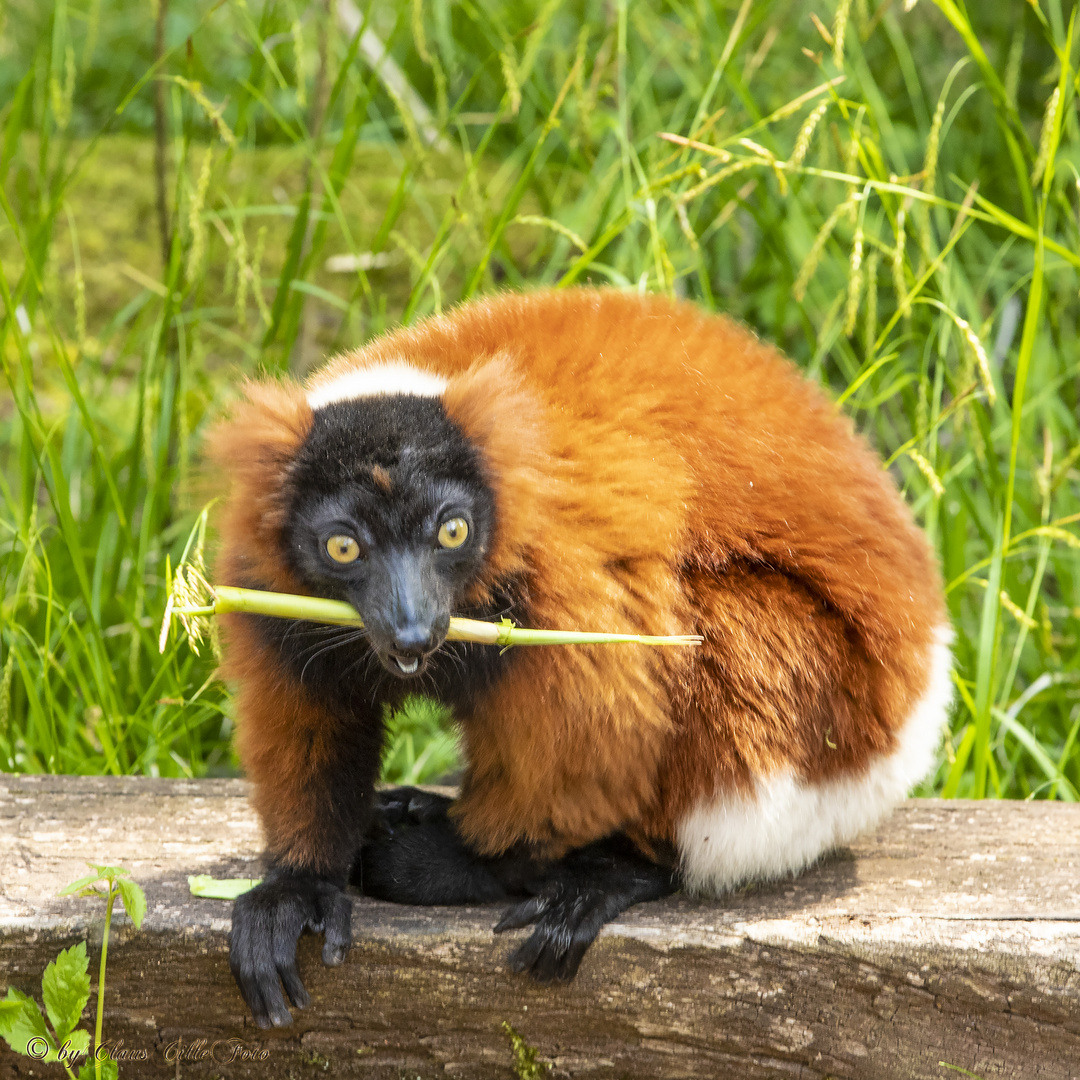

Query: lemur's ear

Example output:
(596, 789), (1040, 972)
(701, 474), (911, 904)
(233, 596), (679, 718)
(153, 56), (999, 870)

(442, 355), (553, 589)
(206, 379), (313, 592)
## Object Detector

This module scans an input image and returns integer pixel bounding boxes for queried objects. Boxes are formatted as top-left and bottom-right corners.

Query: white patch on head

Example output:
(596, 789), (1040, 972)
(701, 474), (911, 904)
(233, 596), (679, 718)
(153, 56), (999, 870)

(676, 624), (954, 896)
(306, 362), (448, 410)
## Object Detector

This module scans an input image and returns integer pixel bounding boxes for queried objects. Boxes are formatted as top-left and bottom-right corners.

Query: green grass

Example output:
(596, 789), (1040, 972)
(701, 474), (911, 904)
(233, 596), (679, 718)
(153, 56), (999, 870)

(1, 0), (1078, 799)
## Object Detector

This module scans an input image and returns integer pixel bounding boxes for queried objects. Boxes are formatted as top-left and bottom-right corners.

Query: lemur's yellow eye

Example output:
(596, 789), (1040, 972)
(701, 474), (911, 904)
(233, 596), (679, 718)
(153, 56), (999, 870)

(437, 518), (469, 549)
(326, 535), (360, 563)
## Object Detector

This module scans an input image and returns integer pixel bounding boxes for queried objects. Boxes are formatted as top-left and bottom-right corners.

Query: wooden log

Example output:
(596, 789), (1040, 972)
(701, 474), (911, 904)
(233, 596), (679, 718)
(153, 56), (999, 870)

(1, 774), (1078, 1079)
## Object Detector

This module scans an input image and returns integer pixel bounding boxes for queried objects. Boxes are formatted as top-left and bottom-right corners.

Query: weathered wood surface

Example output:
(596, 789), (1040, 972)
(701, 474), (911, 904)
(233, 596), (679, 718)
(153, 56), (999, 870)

(0, 775), (1078, 1080)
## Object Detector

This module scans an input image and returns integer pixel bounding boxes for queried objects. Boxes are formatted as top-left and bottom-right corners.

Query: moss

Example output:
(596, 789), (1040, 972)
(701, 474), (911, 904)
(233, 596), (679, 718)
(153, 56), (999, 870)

(502, 1022), (551, 1080)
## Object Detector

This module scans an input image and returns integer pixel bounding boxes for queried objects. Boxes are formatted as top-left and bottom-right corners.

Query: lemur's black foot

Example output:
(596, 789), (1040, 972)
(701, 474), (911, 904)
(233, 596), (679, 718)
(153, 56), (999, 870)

(229, 869), (351, 1029)
(355, 786), (530, 904)
(494, 834), (679, 982)
(375, 784), (454, 828)
(358, 789), (677, 981)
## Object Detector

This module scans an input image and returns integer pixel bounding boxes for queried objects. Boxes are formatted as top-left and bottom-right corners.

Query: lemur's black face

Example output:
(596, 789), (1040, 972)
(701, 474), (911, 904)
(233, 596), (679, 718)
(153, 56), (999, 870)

(284, 394), (495, 679)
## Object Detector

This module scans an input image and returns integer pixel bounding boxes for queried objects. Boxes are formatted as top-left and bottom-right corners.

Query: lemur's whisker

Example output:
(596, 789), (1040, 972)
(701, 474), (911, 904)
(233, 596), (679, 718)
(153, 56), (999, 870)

(283, 621), (367, 643)
(298, 635), (366, 683)
(291, 626), (363, 651)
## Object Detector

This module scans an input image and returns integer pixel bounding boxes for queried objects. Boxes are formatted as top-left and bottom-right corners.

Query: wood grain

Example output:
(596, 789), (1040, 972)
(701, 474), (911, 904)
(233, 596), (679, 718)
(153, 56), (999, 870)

(1, 775), (1078, 1079)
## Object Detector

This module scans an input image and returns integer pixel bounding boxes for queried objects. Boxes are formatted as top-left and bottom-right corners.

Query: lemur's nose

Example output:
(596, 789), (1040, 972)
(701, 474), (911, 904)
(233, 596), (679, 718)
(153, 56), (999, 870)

(391, 624), (438, 657)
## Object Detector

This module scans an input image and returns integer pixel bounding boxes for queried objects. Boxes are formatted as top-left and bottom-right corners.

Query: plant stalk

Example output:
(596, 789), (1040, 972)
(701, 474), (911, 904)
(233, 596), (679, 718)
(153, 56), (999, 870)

(94, 884), (116, 1080)
(173, 585), (703, 648)
(153, 0), (171, 270)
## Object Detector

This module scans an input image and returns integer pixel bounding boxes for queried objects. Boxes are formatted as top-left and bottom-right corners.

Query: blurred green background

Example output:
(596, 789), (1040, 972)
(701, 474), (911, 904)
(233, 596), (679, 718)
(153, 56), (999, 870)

(0, 0), (1077, 797)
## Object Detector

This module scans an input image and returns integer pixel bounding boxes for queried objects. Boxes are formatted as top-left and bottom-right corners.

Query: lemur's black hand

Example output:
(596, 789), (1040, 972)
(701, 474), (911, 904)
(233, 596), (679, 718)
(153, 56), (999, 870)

(494, 835), (678, 982)
(358, 786), (510, 905)
(229, 870), (351, 1029)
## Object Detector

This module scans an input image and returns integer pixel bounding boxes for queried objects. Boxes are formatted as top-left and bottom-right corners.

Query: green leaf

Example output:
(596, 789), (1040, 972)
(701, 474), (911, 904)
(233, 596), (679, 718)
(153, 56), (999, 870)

(57, 1028), (90, 1064)
(58, 873), (102, 897)
(187, 874), (262, 900)
(87, 864), (131, 879)
(0, 987), (52, 1058)
(42, 941), (90, 1041)
(115, 876), (146, 929)
(78, 1057), (119, 1080)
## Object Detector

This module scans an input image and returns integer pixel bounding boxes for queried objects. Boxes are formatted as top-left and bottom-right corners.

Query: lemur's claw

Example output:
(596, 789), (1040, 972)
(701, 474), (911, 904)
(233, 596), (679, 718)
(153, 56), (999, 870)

(230, 871), (351, 1027)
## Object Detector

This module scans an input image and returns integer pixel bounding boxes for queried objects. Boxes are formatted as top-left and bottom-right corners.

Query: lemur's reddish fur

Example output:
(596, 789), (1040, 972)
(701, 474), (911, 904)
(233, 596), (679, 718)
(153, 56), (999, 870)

(210, 289), (944, 872)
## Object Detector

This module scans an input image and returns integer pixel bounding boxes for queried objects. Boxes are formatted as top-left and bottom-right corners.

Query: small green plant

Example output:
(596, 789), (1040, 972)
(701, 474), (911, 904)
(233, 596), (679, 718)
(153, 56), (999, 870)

(939, 1064), (987, 1080)
(0, 865), (146, 1079)
(501, 1021), (551, 1080)
(382, 695), (462, 786)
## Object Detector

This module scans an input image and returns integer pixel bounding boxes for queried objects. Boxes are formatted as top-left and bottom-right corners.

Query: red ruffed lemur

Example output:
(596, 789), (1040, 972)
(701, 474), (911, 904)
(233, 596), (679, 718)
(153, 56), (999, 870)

(211, 288), (951, 1027)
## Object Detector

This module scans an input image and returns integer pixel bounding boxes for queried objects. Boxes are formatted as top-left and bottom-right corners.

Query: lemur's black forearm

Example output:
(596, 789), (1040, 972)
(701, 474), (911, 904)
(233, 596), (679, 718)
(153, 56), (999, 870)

(227, 612), (390, 1027)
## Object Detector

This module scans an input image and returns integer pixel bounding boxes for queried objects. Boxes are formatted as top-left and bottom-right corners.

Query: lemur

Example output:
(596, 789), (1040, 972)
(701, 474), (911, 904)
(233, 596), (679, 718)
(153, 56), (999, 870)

(210, 288), (951, 1027)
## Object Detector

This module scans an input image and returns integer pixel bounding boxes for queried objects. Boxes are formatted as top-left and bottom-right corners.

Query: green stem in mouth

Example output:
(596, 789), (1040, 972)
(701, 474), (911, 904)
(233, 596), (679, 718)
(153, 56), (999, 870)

(165, 584), (703, 651)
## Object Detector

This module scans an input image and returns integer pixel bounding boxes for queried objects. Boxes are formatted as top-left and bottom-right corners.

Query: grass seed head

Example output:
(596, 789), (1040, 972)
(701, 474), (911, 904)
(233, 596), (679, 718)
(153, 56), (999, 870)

(790, 101), (828, 169)
(501, 49), (522, 116)
(810, 12), (834, 48)
(892, 202), (910, 317)
(160, 562), (214, 655)
(233, 218), (249, 328)
(74, 261), (86, 350)
(832, 0), (852, 66)
(907, 448), (944, 498)
(290, 10), (307, 107)
(49, 43), (76, 132)
(172, 76), (236, 146)
(186, 146), (214, 281)
(999, 589), (1037, 630)
(863, 249), (879, 357)
(252, 225), (272, 327)
(794, 193), (857, 302)
(955, 315), (996, 406)
(922, 95), (946, 196)
(412, 0), (432, 65)
(843, 220), (864, 336)
(675, 202), (699, 250)
(1031, 85), (1061, 188)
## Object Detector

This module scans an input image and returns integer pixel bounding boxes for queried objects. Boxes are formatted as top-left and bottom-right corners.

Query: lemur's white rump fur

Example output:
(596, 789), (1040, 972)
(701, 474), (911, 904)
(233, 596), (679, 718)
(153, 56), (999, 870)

(306, 361), (448, 409)
(675, 624), (954, 896)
